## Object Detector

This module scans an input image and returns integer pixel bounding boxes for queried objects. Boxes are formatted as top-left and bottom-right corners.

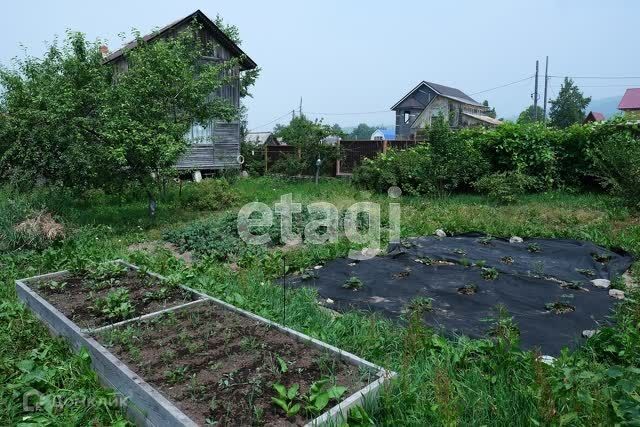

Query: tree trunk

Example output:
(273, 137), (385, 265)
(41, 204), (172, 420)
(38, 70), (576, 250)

(147, 190), (157, 220)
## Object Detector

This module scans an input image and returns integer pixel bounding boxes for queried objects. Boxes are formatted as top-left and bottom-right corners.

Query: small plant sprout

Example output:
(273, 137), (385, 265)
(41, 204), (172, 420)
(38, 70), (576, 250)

(474, 260), (487, 268)
(477, 236), (493, 246)
(459, 258), (472, 267)
(576, 268), (596, 278)
(405, 296), (433, 315)
(489, 305), (520, 341)
(276, 355), (288, 373)
(481, 267), (499, 280)
(165, 366), (189, 384)
(500, 256), (514, 265)
(545, 302), (576, 314)
(414, 257), (433, 266)
(93, 288), (135, 320)
(591, 253), (612, 263)
(301, 269), (318, 281)
(305, 379), (347, 413)
(527, 243), (542, 253)
(342, 276), (363, 290)
(458, 283), (478, 295)
(271, 383), (301, 418)
(452, 248), (466, 256)
(41, 280), (67, 292)
(86, 262), (128, 281)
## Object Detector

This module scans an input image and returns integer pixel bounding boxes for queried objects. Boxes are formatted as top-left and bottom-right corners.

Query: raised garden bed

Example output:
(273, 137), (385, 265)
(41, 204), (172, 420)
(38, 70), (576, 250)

(16, 260), (393, 426)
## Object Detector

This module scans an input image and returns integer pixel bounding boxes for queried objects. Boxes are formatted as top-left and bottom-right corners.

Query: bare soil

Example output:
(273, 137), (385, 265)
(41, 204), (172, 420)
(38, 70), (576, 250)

(96, 302), (371, 426)
(34, 268), (198, 329)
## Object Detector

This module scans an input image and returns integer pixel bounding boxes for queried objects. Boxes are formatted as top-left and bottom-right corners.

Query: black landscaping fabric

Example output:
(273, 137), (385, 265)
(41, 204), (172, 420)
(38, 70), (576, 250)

(288, 233), (633, 355)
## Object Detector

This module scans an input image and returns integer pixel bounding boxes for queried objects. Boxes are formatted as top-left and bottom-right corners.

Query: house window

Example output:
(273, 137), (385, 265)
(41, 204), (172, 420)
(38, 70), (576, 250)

(187, 121), (214, 144)
(404, 111), (411, 124)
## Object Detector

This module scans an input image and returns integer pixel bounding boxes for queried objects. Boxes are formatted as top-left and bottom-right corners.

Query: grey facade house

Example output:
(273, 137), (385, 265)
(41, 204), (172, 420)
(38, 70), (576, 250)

(391, 81), (501, 139)
(244, 132), (282, 146)
(103, 10), (257, 172)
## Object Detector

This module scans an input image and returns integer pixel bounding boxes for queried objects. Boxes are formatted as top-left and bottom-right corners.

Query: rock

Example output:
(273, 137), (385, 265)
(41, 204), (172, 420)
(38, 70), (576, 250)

(509, 236), (524, 244)
(435, 229), (447, 238)
(240, 170), (249, 178)
(609, 289), (625, 300)
(539, 355), (556, 366)
(313, 265), (323, 270)
(326, 298), (334, 304)
(582, 329), (597, 338)
(591, 279), (611, 289)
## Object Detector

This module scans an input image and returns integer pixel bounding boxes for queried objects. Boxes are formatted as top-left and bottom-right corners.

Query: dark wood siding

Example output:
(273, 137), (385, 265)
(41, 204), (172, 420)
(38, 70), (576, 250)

(393, 83), (438, 139)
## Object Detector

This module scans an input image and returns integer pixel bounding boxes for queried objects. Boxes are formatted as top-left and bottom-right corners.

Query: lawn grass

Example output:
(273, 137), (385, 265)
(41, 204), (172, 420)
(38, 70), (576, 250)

(1, 177), (639, 425)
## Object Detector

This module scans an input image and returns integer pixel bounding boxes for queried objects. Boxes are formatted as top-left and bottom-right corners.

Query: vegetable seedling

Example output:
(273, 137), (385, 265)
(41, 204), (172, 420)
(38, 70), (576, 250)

(342, 276), (363, 290)
(271, 383), (301, 418)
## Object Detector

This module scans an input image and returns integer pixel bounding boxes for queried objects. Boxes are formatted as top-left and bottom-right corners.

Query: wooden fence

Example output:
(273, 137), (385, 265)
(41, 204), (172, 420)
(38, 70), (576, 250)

(263, 145), (301, 174)
(261, 140), (422, 176)
(336, 139), (421, 175)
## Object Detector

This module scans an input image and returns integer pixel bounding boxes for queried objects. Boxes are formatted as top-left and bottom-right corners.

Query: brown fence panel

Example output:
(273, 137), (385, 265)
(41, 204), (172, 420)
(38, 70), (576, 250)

(388, 140), (421, 150)
(337, 140), (423, 175)
(264, 145), (299, 173)
(338, 140), (384, 175)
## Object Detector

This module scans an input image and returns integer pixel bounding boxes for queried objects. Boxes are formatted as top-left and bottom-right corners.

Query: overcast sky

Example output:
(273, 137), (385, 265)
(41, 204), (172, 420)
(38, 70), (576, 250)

(3, 1), (640, 130)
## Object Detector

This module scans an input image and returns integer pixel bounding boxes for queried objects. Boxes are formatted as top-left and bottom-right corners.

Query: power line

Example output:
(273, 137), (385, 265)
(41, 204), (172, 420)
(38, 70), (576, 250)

(305, 109), (390, 116)
(549, 75), (640, 80)
(469, 75), (534, 96)
(248, 110), (295, 132)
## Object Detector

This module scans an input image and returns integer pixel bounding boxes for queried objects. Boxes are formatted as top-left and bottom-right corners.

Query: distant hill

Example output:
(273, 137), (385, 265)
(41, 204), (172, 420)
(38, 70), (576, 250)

(587, 96), (623, 119)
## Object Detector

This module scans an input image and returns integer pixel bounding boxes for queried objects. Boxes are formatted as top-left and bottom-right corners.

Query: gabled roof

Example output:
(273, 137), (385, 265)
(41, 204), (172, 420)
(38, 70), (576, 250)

(391, 81), (484, 110)
(618, 88), (640, 110)
(584, 111), (605, 122)
(375, 129), (395, 140)
(104, 10), (257, 71)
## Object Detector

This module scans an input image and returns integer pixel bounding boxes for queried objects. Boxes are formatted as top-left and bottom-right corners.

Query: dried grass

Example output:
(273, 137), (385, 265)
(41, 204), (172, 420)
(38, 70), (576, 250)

(14, 210), (65, 241)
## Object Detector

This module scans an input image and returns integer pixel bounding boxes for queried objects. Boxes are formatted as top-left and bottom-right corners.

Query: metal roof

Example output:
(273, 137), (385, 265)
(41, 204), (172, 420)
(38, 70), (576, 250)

(103, 10), (257, 71)
(391, 81), (484, 110)
(618, 88), (640, 110)
(462, 112), (502, 126)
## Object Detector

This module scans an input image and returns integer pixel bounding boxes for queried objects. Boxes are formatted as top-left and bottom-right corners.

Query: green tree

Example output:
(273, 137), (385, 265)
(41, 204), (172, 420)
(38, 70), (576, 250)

(349, 123), (376, 140)
(549, 78), (591, 128)
(0, 26), (244, 208)
(517, 105), (545, 124)
(483, 100), (497, 119)
(273, 115), (337, 175)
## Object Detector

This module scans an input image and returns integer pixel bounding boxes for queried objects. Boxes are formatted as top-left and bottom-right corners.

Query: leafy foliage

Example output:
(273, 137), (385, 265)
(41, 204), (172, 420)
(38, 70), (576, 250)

(474, 171), (538, 204)
(549, 77), (591, 128)
(0, 25), (241, 195)
(271, 383), (301, 418)
(178, 178), (239, 211)
(353, 118), (488, 196)
(273, 115), (340, 175)
(517, 105), (545, 124)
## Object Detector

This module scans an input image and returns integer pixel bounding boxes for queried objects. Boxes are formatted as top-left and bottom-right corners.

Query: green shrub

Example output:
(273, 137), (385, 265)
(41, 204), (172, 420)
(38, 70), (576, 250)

(353, 119), (489, 196)
(588, 122), (640, 209)
(178, 178), (238, 211)
(471, 122), (558, 189)
(240, 142), (265, 176)
(269, 155), (306, 176)
(474, 171), (538, 204)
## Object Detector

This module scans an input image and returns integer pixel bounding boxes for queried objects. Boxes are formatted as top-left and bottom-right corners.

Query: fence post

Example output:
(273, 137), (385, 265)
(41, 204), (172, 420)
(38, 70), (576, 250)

(383, 140), (388, 153)
(336, 139), (341, 176)
(264, 145), (268, 175)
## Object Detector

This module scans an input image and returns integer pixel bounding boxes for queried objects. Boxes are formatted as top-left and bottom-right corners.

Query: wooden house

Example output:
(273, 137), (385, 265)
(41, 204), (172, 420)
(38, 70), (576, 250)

(618, 88), (640, 119)
(103, 10), (257, 172)
(391, 81), (501, 139)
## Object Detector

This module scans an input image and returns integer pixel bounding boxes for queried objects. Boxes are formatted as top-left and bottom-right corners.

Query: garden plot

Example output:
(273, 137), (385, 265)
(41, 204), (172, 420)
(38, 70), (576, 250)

(289, 233), (634, 355)
(16, 261), (393, 426)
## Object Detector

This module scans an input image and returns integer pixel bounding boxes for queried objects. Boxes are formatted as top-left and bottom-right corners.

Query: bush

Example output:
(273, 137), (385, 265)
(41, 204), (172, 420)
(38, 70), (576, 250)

(353, 119), (489, 196)
(474, 171), (538, 204)
(178, 178), (238, 211)
(240, 142), (265, 176)
(471, 122), (558, 189)
(269, 155), (306, 176)
(588, 122), (640, 209)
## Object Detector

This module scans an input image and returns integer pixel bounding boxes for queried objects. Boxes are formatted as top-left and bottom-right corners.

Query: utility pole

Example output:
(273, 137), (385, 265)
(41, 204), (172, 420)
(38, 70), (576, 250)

(533, 60), (539, 121)
(292, 109), (295, 120)
(299, 97), (303, 117)
(543, 56), (549, 123)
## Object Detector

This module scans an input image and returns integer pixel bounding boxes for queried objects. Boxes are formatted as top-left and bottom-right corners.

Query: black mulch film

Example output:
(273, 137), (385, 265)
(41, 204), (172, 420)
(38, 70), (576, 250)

(288, 233), (633, 355)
